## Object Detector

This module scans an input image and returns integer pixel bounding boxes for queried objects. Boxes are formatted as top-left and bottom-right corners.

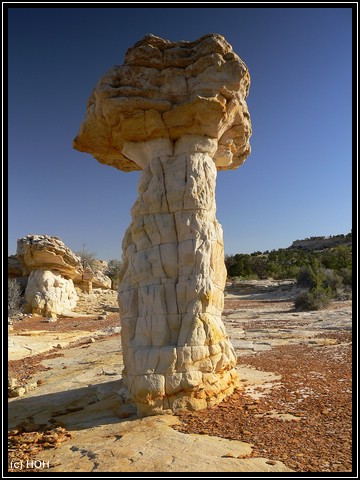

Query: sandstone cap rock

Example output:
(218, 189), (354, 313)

(73, 33), (252, 171)
(16, 234), (83, 279)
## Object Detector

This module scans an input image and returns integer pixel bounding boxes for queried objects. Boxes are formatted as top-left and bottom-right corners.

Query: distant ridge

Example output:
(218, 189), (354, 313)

(288, 232), (352, 251)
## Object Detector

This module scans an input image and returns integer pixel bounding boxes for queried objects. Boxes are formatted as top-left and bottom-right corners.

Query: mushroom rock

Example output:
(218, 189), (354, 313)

(74, 33), (252, 416)
(16, 235), (82, 318)
(17, 234), (82, 279)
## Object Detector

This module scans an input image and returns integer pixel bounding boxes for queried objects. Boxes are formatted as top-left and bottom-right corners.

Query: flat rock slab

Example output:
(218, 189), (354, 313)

(8, 336), (292, 473)
(8, 331), (97, 361)
(225, 303), (352, 358)
(38, 415), (292, 473)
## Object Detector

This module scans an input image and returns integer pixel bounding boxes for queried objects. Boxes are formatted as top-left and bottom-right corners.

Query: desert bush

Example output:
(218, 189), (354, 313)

(75, 244), (98, 270)
(294, 287), (333, 311)
(296, 267), (313, 288)
(323, 269), (344, 293)
(338, 268), (352, 287)
(296, 264), (325, 289)
(8, 278), (23, 314)
(321, 245), (352, 270)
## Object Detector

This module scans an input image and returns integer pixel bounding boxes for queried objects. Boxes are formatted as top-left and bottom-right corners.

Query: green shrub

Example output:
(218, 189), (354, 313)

(296, 264), (325, 289)
(294, 287), (333, 311)
(338, 268), (352, 287)
(323, 269), (344, 293)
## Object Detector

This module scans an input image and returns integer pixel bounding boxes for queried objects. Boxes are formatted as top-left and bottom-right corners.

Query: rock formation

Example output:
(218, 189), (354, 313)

(74, 33), (252, 415)
(15, 234), (112, 317)
(16, 235), (81, 318)
(75, 266), (112, 293)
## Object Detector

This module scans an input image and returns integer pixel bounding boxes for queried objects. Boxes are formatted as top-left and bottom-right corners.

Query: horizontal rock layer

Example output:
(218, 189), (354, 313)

(17, 235), (82, 279)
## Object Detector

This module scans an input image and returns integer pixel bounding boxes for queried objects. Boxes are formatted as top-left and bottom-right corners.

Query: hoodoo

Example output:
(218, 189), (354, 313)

(74, 33), (252, 415)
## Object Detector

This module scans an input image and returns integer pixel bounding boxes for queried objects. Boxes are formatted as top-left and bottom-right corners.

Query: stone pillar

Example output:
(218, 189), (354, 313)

(73, 33), (252, 416)
(118, 136), (238, 415)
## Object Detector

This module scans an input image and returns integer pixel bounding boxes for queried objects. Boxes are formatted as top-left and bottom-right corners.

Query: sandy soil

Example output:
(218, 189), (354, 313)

(174, 334), (352, 472)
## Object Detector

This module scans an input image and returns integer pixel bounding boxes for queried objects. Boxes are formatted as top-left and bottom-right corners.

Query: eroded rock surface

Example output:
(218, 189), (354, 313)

(74, 34), (252, 415)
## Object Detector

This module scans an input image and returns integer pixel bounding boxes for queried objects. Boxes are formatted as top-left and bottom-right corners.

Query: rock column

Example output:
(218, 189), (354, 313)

(118, 136), (238, 415)
(73, 33), (252, 415)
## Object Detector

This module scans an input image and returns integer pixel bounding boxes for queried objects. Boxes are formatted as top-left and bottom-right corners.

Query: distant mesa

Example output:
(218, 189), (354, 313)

(9, 234), (112, 319)
(288, 233), (352, 251)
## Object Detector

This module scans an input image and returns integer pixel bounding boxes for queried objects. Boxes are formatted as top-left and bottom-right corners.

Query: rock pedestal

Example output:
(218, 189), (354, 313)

(74, 34), (252, 415)
(119, 136), (238, 414)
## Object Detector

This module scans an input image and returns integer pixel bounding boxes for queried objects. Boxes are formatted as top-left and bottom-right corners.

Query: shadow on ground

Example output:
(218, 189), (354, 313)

(8, 379), (138, 431)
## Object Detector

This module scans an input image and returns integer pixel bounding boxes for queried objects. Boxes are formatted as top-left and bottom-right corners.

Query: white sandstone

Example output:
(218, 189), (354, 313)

(24, 269), (78, 318)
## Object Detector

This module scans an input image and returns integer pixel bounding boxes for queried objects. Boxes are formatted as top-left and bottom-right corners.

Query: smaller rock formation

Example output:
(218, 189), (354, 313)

(92, 269), (112, 290)
(89, 260), (112, 289)
(16, 235), (81, 318)
(75, 267), (94, 294)
(74, 262), (112, 292)
(14, 235), (113, 317)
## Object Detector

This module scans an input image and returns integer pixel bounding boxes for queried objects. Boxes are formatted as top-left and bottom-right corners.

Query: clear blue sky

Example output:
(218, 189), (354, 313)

(7, 6), (353, 260)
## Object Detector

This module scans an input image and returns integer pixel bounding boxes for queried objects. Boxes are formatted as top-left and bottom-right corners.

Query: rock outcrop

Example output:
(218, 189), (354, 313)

(73, 262), (112, 293)
(90, 260), (112, 289)
(74, 34), (252, 415)
(92, 269), (112, 290)
(15, 234), (112, 317)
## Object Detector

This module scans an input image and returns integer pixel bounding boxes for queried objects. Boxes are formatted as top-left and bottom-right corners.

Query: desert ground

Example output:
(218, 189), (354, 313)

(8, 281), (352, 473)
